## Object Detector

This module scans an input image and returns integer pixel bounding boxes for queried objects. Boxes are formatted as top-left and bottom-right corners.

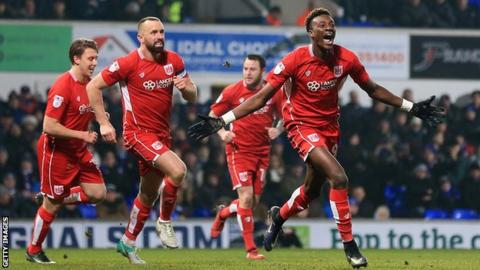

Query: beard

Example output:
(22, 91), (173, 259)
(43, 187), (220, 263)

(146, 41), (164, 55)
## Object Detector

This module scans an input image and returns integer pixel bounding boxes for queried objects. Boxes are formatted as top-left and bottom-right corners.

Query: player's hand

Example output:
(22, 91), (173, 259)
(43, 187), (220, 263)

(100, 122), (117, 143)
(188, 115), (225, 141)
(173, 76), (194, 92)
(410, 96), (446, 127)
(83, 131), (98, 144)
(266, 127), (282, 140)
(218, 129), (236, 143)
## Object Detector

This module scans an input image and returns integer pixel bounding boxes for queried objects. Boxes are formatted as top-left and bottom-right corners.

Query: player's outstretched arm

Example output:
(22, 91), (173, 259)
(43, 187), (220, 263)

(360, 80), (446, 127)
(86, 74), (117, 143)
(188, 83), (278, 141)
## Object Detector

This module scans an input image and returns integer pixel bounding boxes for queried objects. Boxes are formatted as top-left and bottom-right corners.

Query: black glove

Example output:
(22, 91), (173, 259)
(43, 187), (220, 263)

(187, 115), (225, 141)
(410, 95), (446, 127)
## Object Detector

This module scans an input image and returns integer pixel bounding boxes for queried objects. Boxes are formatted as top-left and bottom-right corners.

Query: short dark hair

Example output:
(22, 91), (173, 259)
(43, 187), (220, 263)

(246, 54), (266, 69)
(69, 38), (97, 64)
(138, 16), (161, 30)
(305, 7), (331, 32)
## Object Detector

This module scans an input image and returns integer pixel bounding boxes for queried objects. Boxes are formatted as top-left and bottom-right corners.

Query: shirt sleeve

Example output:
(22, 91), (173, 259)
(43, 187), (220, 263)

(101, 56), (131, 86)
(349, 53), (370, 85)
(266, 51), (296, 90)
(174, 54), (188, 78)
(210, 85), (234, 116)
(44, 78), (70, 121)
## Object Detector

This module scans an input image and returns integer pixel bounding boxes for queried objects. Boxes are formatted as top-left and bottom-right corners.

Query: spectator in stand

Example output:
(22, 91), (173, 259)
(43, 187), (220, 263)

(340, 91), (365, 136)
(0, 147), (13, 181)
(373, 205), (390, 220)
(50, 0), (68, 20)
(429, 0), (456, 28)
(97, 184), (129, 220)
(453, 0), (479, 28)
(18, 0), (37, 19)
(398, 0), (433, 27)
(462, 107), (480, 146)
(265, 5), (282, 26)
(406, 163), (434, 217)
(349, 186), (375, 218)
(0, 0), (13, 19)
(461, 163), (480, 212)
(434, 175), (460, 212)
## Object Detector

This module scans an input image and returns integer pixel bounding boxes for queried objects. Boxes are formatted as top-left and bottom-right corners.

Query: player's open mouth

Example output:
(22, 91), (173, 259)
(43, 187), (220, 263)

(323, 32), (334, 45)
(154, 41), (163, 48)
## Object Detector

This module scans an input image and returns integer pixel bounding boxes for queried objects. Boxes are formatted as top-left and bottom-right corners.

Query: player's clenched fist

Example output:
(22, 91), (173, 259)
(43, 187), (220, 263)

(218, 129), (236, 143)
(83, 131), (98, 144)
(100, 123), (116, 143)
(173, 75), (194, 92)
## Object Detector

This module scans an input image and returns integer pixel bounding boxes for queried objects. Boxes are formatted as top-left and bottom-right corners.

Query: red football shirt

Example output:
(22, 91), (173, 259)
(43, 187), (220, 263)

(211, 80), (283, 154)
(267, 44), (370, 130)
(101, 49), (187, 137)
(44, 71), (94, 152)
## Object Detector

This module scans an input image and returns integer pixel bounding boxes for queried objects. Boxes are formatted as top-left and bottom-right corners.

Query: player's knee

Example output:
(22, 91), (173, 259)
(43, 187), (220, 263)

(330, 171), (348, 189)
(87, 188), (107, 204)
(169, 165), (187, 183)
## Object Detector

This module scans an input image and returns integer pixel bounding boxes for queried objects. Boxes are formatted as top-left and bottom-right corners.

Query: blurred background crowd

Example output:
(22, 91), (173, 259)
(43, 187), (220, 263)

(1, 84), (479, 221)
(1, 0), (479, 28)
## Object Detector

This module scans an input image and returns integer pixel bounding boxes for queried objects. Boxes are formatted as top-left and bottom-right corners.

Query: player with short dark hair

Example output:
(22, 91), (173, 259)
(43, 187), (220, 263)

(188, 8), (445, 268)
(209, 54), (283, 260)
(26, 38), (106, 264)
(87, 16), (197, 264)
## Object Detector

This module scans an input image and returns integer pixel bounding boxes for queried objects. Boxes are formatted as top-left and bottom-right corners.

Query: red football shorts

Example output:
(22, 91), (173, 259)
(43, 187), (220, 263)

(37, 135), (103, 200)
(124, 130), (171, 177)
(286, 122), (339, 161)
(226, 150), (269, 195)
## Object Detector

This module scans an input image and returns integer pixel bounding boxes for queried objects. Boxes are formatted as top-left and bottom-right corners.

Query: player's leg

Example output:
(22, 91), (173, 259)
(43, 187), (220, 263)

(308, 147), (367, 268)
(26, 197), (61, 264)
(63, 151), (106, 205)
(153, 150), (186, 249)
(236, 185), (264, 260)
(118, 170), (160, 264)
(210, 198), (238, 238)
(264, 161), (325, 251)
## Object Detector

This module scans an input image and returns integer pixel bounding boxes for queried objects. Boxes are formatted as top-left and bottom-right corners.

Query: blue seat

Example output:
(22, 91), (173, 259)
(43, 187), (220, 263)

(78, 204), (97, 219)
(452, 209), (478, 220)
(424, 209), (449, 220)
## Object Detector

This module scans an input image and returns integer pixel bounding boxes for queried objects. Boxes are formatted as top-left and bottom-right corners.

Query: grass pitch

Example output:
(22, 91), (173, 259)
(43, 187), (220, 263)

(9, 248), (480, 270)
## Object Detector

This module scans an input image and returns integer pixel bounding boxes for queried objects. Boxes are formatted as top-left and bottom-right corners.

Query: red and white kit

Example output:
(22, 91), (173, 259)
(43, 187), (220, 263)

(101, 49), (187, 176)
(38, 71), (103, 200)
(267, 44), (370, 160)
(211, 80), (283, 195)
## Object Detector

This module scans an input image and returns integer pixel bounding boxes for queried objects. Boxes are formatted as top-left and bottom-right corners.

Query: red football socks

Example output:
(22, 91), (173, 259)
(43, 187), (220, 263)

(237, 207), (256, 252)
(159, 178), (179, 221)
(219, 199), (239, 219)
(329, 188), (353, 242)
(62, 186), (90, 205)
(124, 197), (151, 241)
(279, 185), (311, 220)
(28, 206), (55, 254)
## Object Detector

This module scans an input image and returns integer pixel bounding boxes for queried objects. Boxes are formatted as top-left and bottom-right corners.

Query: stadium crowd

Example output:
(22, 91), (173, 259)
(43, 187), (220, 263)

(0, 0), (479, 28)
(1, 84), (479, 220)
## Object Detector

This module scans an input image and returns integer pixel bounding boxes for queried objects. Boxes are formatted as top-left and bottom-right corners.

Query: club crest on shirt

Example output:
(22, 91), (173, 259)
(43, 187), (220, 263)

(53, 95), (64, 108)
(307, 133), (320, 142)
(109, 61), (120, 72)
(238, 171), (248, 182)
(151, 141), (163, 150)
(273, 62), (285, 74)
(164, 64), (174, 75)
(53, 185), (64, 195)
(334, 65), (343, 78)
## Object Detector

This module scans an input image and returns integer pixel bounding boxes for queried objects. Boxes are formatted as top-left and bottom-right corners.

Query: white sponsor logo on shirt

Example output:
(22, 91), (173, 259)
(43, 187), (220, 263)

(53, 95), (64, 108)
(163, 64), (174, 75)
(238, 172), (248, 182)
(307, 133), (320, 142)
(53, 185), (64, 195)
(151, 141), (163, 150)
(306, 79), (337, 92)
(143, 78), (173, 90)
(109, 61), (120, 72)
(273, 62), (285, 74)
(79, 104), (93, 114)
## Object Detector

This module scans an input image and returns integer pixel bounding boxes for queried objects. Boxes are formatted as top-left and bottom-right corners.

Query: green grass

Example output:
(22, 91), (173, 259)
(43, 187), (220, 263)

(9, 248), (480, 270)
